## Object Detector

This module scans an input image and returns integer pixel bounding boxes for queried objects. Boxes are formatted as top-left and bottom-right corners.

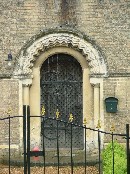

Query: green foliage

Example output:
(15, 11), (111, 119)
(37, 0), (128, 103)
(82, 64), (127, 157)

(102, 141), (127, 174)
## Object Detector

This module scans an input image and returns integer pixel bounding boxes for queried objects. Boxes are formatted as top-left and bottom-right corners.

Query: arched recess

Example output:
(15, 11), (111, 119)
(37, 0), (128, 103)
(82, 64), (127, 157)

(13, 32), (107, 149)
(29, 47), (94, 148)
(13, 33), (107, 77)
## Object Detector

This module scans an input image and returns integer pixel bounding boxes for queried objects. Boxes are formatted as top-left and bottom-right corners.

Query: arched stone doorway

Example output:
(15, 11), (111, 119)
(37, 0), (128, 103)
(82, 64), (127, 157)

(13, 32), (107, 149)
(40, 53), (83, 148)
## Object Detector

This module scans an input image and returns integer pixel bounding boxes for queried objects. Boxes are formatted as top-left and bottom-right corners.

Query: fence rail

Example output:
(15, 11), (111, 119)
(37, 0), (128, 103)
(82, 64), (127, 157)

(0, 105), (130, 174)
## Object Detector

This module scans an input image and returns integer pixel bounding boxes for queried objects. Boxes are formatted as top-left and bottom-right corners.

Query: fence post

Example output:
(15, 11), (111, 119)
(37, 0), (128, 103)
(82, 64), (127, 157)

(9, 115), (11, 174)
(70, 123), (73, 174)
(57, 119), (60, 174)
(23, 105), (27, 174)
(126, 124), (130, 174)
(42, 117), (46, 174)
(111, 132), (115, 174)
(98, 130), (101, 174)
(27, 105), (30, 174)
(84, 125), (87, 174)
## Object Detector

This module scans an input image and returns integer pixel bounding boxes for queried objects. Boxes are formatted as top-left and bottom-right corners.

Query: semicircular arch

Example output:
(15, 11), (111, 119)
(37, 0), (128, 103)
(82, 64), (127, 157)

(13, 32), (107, 78)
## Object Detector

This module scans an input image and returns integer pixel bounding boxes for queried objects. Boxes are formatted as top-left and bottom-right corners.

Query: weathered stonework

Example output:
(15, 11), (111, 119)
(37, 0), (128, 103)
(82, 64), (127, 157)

(0, 0), (129, 75)
(0, 80), (20, 161)
(0, 0), (129, 158)
(13, 33), (107, 78)
(104, 77), (130, 132)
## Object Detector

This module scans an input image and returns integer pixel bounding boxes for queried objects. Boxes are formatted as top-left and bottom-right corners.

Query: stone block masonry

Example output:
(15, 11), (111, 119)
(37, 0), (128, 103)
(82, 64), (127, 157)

(0, 0), (129, 75)
(0, 0), (129, 158)
(103, 77), (130, 140)
(0, 79), (20, 162)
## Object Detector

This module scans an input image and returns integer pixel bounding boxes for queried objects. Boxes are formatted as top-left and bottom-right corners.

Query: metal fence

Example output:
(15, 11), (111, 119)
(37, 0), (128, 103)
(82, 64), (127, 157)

(0, 105), (130, 174)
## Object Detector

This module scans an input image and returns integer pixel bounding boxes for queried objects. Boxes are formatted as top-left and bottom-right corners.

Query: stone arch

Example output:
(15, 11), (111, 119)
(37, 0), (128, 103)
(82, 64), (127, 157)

(16, 32), (107, 149)
(29, 47), (94, 148)
(13, 33), (107, 78)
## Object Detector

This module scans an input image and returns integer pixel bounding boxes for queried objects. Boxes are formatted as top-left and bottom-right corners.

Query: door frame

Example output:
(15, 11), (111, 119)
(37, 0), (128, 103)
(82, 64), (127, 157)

(28, 47), (102, 150)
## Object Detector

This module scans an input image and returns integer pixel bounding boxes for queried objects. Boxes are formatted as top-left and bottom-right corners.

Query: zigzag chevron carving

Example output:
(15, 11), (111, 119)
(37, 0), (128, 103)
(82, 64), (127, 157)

(13, 33), (107, 78)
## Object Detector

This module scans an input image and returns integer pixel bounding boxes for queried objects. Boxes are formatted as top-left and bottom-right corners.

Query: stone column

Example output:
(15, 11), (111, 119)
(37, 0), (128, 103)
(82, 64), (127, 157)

(83, 68), (92, 122)
(23, 85), (30, 105)
(90, 78), (104, 149)
(93, 83), (100, 128)
(83, 68), (93, 151)
(19, 79), (32, 151)
(29, 67), (41, 148)
(22, 79), (32, 106)
(93, 83), (100, 148)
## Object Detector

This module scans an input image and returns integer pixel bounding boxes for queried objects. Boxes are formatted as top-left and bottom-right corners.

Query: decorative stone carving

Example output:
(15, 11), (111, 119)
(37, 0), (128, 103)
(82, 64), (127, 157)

(13, 33), (107, 79)
(22, 79), (32, 87)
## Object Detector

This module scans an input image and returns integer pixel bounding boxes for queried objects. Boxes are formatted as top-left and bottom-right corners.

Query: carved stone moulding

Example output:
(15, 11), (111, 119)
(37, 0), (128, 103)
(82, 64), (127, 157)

(13, 33), (107, 79)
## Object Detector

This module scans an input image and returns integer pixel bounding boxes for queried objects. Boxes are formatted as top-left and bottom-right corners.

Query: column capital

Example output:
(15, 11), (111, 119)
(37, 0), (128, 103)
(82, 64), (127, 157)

(22, 79), (32, 87)
(91, 83), (100, 88)
(90, 77), (102, 87)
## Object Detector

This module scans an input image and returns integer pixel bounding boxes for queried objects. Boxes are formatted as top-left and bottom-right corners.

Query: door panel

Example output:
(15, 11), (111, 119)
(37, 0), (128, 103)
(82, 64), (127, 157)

(40, 54), (83, 148)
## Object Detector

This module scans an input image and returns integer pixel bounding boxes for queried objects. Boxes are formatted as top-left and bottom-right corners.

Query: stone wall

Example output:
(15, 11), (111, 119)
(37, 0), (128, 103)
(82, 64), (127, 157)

(0, 79), (19, 116)
(0, 0), (129, 156)
(0, 0), (129, 75)
(0, 79), (20, 161)
(103, 77), (130, 142)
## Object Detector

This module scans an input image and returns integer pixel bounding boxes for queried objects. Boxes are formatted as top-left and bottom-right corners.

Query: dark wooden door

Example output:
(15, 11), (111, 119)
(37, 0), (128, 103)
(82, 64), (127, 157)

(40, 54), (83, 148)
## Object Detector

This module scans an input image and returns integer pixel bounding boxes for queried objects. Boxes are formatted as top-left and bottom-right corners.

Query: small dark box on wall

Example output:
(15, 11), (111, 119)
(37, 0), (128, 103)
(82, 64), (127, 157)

(105, 97), (118, 113)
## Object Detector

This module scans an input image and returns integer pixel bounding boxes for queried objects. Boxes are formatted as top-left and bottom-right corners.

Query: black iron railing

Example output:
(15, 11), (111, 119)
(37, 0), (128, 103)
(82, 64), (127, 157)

(0, 105), (130, 174)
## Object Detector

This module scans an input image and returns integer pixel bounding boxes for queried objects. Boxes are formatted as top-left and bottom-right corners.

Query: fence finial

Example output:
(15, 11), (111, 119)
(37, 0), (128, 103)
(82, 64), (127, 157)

(41, 105), (45, 116)
(110, 123), (115, 132)
(69, 113), (74, 122)
(6, 107), (12, 115)
(83, 117), (87, 125)
(56, 109), (60, 119)
(96, 120), (101, 129)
